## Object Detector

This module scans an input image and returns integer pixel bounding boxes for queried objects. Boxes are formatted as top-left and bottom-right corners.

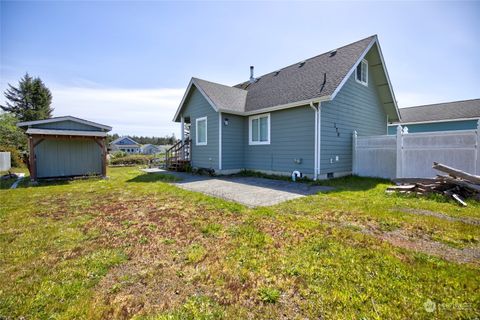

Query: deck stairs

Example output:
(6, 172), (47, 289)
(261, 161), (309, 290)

(164, 137), (191, 171)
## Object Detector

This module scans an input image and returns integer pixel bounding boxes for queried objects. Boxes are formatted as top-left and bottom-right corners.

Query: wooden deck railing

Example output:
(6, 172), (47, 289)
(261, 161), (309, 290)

(164, 138), (191, 171)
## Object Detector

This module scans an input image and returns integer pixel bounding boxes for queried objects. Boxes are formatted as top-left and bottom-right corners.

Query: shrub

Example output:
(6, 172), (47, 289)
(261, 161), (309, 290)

(109, 155), (151, 166)
(110, 151), (127, 159)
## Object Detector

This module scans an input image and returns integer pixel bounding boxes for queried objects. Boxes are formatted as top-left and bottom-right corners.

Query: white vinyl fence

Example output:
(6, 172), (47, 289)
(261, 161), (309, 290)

(353, 123), (480, 179)
(0, 152), (11, 171)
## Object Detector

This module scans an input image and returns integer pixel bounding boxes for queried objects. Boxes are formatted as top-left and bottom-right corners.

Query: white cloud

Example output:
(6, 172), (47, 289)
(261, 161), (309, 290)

(50, 86), (184, 137)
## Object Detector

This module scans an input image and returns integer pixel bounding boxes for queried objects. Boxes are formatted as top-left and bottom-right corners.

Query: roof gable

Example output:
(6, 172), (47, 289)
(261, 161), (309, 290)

(173, 78), (247, 121)
(173, 35), (399, 121)
(111, 136), (140, 146)
(17, 116), (112, 131)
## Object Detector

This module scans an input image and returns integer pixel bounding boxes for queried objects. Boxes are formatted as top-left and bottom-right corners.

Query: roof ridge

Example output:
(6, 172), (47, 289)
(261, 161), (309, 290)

(193, 77), (247, 92)
(401, 98), (480, 109)
(234, 34), (377, 87)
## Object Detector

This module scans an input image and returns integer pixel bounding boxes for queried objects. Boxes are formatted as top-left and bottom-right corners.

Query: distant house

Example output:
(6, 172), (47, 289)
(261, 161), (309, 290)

(169, 35), (400, 179)
(141, 144), (161, 155)
(388, 99), (480, 134)
(109, 136), (141, 154)
(17, 116), (112, 181)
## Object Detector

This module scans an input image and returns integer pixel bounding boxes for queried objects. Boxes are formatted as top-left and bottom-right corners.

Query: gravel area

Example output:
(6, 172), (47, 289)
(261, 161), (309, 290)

(142, 169), (333, 207)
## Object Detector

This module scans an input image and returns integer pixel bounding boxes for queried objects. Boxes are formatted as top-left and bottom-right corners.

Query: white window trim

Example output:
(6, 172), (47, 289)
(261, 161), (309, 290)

(248, 113), (271, 145)
(355, 59), (368, 86)
(195, 116), (207, 146)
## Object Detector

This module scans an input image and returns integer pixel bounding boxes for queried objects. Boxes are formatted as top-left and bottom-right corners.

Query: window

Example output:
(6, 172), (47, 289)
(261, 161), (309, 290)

(355, 59), (368, 86)
(196, 116), (207, 145)
(249, 113), (270, 145)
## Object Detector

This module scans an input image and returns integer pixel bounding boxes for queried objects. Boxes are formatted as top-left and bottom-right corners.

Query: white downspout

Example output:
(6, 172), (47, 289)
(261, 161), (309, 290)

(218, 112), (222, 171)
(309, 102), (318, 180)
(317, 102), (321, 178)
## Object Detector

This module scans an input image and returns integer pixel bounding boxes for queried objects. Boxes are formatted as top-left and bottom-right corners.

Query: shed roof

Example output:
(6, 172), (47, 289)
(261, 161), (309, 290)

(392, 99), (480, 124)
(17, 116), (112, 131)
(26, 128), (107, 137)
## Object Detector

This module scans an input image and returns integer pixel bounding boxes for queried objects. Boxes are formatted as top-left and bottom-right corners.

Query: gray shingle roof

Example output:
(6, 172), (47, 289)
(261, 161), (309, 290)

(175, 35), (390, 121)
(235, 35), (376, 112)
(192, 78), (247, 113)
(396, 99), (480, 123)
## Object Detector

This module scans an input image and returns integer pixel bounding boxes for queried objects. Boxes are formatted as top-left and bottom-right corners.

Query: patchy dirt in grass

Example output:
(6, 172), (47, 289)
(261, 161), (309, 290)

(376, 229), (480, 265)
(393, 207), (480, 226)
(338, 221), (480, 265)
(82, 196), (246, 319)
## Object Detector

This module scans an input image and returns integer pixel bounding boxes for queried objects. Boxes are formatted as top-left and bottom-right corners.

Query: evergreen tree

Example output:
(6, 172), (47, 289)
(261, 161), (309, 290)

(1, 73), (53, 122)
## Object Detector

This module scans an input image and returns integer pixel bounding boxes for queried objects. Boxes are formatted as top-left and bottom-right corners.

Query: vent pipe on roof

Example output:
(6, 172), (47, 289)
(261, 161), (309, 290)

(250, 66), (255, 83)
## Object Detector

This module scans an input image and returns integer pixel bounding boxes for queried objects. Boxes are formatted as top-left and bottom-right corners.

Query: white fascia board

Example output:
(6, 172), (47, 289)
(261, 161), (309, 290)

(172, 78), (219, 122)
(330, 36), (400, 121)
(174, 81), (332, 121)
(388, 117), (480, 126)
(173, 79), (195, 122)
(17, 116), (112, 131)
(375, 38), (401, 120)
(330, 37), (376, 100)
(26, 128), (107, 137)
(217, 95), (331, 116)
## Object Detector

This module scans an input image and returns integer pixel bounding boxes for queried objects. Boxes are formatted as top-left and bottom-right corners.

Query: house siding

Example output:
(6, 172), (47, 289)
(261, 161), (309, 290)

(243, 107), (315, 175)
(221, 113), (244, 170)
(181, 87), (219, 170)
(387, 119), (479, 134)
(320, 61), (387, 175)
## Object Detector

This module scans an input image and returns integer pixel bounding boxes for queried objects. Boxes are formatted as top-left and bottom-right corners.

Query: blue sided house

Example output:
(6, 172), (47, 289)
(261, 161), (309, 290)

(388, 99), (480, 134)
(109, 136), (141, 154)
(170, 35), (400, 180)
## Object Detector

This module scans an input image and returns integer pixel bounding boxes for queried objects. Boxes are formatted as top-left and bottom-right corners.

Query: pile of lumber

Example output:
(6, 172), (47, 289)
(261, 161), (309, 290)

(387, 162), (480, 206)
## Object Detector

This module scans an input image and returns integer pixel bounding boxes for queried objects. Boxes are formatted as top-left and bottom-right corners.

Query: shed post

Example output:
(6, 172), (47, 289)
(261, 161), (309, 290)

(396, 125), (403, 179)
(352, 130), (358, 175)
(101, 138), (107, 177)
(28, 135), (37, 181)
(95, 137), (107, 177)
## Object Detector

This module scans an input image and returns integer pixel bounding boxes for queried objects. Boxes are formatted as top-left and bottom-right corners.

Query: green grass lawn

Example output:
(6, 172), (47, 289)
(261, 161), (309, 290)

(1, 167), (479, 319)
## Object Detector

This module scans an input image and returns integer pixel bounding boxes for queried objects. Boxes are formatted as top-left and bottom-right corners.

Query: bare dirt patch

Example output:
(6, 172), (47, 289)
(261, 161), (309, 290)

(338, 221), (480, 265)
(82, 196), (244, 319)
(393, 207), (480, 226)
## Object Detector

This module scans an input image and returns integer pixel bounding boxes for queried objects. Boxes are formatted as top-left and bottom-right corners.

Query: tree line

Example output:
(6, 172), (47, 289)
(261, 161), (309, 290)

(0, 74), (53, 166)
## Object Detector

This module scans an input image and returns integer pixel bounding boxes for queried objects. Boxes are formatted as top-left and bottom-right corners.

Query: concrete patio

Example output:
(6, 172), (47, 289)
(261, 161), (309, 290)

(142, 168), (334, 207)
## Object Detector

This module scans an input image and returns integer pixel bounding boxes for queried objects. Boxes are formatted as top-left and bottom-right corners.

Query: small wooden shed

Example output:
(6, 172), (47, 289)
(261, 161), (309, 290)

(17, 116), (112, 181)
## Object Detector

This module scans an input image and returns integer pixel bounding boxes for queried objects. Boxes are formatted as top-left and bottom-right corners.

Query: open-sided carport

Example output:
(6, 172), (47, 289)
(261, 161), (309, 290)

(17, 116), (112, 181)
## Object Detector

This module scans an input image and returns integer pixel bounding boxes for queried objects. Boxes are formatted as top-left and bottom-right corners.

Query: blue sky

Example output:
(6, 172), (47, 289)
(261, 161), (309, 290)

(1, 1), (479, 136)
